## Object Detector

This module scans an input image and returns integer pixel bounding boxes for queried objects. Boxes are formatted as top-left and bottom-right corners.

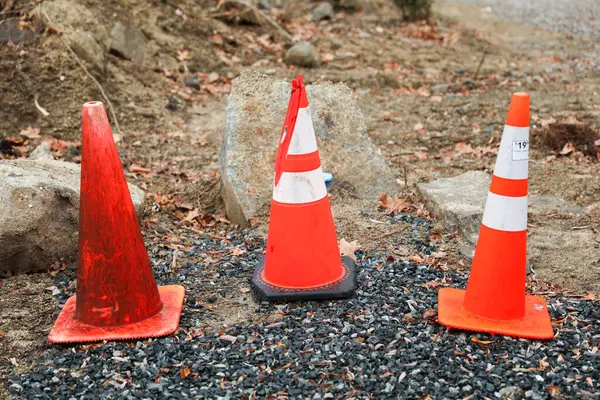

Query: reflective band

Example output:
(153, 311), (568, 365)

(288, 107), (318, 155)
(481, 192), (528, 232)
(273, 167), (327, 204)
(283, 151), (321, 173)
(490, 175), (528, 197)
(493, 125), (529, 180)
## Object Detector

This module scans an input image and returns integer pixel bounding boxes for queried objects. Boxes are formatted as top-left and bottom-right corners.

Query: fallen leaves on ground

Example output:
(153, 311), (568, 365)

(339, 238), (361, 262)
(19, 126), (40, 139)
(471, 337), (495, 345)
(378, 193), (410, 214)
(179, 367), (191, 379)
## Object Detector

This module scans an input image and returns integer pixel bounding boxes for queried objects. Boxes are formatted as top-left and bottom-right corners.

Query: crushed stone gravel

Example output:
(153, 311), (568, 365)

(7, 215), (600, 399)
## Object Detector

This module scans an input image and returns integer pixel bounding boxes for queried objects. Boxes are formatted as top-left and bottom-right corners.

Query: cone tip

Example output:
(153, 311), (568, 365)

(84, 101), (104, 108)
(506, 92), (530, 127)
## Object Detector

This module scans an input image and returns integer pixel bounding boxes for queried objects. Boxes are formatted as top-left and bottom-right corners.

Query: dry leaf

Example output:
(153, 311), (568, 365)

(231, 247), (247, 256)
(219, 334), (237, 343)
(409, 254), (424, 263)
(179, 367), (191, 379)
(414, 151), (428, 161)
(430, 251), (447, 259)
(129, 164), (151, 174)
(378, 193), (410, 214)
(19, 126), (40, 139)
(471, 337), (494, 345)
(560, 142), (575, 155)
(183, 209), (200, 223)
(423, 308), (437, 319)
(339, 238), (361, 262)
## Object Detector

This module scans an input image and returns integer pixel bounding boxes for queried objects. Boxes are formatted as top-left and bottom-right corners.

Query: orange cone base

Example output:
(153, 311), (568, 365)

(438, 288), (554, 340)
(48, 285), (185, 343)
(252, 256), (356, 301)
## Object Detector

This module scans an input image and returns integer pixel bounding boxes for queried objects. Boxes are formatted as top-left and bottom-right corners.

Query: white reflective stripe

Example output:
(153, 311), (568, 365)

(273, 167), (327, 204)
(288, 107), (318, 155)
(481, 192), (528, 232)
(493, 125), (529, 180)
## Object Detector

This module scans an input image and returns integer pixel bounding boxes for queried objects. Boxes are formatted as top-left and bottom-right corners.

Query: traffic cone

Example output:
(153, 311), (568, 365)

(48, 101), (185, 343)
(438, 93), (554, 340)
(251, 75), (356, 301)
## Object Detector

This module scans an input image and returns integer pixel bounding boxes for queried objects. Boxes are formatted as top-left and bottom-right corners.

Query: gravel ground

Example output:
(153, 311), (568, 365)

(7, 214), (600, 399)
(452, 0), (600, 36)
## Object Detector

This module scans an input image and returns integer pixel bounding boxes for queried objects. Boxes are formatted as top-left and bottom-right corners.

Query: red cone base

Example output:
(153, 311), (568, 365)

(438, 288), (554, 340)
(252, 256), (356, 301)
(48, 285), (184, 343)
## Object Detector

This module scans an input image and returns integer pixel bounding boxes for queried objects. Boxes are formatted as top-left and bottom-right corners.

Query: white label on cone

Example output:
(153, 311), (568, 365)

(273, 166), (327, 204)
(288, 107), (318, 155)
(512, 140), (529, 161)
(493, 125), (529, 180)
(481, 192), (528, 232)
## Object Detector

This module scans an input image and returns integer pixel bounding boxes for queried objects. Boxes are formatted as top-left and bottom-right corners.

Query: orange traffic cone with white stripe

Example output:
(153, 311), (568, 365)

(438, 93), (554, 339)
(251, 75), (356, 301)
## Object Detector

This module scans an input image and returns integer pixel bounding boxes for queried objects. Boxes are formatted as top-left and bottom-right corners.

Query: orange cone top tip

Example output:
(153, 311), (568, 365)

(296, 74), (304, 84)
(506, 92), (530, 128)
(84, 101), (103, 108)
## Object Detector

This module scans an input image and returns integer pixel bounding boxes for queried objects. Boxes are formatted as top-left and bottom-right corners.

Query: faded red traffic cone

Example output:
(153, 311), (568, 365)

(251, 75), (356, 301)
(438, 93), (554, 340)
(48, 101), (185, 343)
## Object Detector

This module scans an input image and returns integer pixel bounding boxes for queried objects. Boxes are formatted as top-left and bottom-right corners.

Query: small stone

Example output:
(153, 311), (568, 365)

(258, 0), (270, 9)
(110, 22), (146, 64)
(184, 75), (200, 89)
(28, 142), (54, 162)
(312, 2), (334, 21)
(208, 72), (220, 83)
(462, 78), (477, 88)
(431, 84), (449, 94)
(498, 386), (523, 399)
(284, 42), (321, 68)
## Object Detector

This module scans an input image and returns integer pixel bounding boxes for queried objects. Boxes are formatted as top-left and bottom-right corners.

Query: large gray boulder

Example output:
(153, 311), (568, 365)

(220, 71), (398, 226)
(0, 159), (145, 275)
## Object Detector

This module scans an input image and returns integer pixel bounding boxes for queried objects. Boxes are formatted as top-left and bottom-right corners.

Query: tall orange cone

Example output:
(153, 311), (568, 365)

(252, 75), (356, 301)
(48, 101), (185, 343)
(438, 93), (554, 340)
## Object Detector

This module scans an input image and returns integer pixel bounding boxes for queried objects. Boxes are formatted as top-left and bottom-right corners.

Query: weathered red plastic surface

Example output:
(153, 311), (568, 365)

(49, 285), (185, 343)
(438, 288), (554, 340)
(48, 101), (184, 343)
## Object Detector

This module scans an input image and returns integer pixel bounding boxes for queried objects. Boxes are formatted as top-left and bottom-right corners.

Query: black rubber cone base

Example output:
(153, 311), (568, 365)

(251, 256), (357, 301)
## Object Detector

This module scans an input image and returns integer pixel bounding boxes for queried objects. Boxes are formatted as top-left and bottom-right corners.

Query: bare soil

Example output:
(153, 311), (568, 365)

(1, 0), (599, 396)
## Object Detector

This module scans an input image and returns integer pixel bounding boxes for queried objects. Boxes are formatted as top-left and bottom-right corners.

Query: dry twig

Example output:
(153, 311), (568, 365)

(219, 0), (293, 43)
(473, 48), (488, 80)
(40, 8), (122, 136)
(33, 94), (50, 116)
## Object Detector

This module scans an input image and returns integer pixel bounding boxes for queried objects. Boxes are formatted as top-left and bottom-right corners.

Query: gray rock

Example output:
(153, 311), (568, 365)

(530, 195), (581, 214)
(417, 171), (490, 244)
(0, 159), (145, 275)
(220, 71), (399, 226)
(284, 42), (321, 68)
(431, 83), (449, 94)
(28, 142), (54, 162)
(498, 386), (524, 399)
(0, 19), (40, 44)
(36, 1), (110, 49)
(184, 75), (200, 89)
(333, 0), (363, 11)
(110, 22), (146, 64)
(67, 30), (106, 73)
(312, 2), (335, 20)
(258, 0), (271, 9)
